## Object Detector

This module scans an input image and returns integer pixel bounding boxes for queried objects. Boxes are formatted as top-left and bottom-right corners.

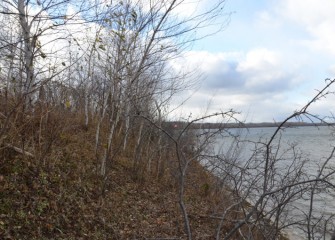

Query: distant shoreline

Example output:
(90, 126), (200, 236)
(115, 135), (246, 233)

(166, 121), (335, 129)
(219, 122), (334, 129)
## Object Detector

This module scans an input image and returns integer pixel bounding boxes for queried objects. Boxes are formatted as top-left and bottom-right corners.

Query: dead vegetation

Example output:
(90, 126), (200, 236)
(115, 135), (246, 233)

(3, 1), (334, 239)
(0, 107), (289, 239)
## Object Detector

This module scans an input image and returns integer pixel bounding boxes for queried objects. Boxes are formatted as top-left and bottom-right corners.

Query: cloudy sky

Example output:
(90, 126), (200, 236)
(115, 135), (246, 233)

(171, 0), (335, 122)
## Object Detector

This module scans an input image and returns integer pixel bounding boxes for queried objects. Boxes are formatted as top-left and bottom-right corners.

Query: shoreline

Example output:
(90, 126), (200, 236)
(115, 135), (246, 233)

(167, 121), (334, 130)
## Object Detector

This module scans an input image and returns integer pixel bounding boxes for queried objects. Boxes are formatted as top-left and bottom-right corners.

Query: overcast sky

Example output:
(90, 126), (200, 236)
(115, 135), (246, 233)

(170, 0), (335, 123)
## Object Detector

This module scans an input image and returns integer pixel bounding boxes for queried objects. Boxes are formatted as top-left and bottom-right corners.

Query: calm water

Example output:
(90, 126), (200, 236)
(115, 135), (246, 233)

(209, 126), (335, 239)
(214, 126), (335, 163)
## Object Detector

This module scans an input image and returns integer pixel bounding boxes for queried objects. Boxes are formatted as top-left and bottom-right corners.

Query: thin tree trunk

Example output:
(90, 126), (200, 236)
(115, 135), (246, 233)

(123, 102), (130, 150)
(100, 106), (120, 176)
(133, 120), (144, 171)
(18, 0), (35, 107)
(155, 100), (163, 177)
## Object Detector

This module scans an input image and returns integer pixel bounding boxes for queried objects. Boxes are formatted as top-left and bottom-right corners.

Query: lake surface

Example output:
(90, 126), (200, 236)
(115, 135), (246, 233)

(208, 126), (335, 239)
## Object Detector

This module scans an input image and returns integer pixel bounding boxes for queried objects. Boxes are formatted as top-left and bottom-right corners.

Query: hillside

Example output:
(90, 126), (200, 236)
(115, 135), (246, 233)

(0, 109), (288, 239)
(3, 0), (325, 238)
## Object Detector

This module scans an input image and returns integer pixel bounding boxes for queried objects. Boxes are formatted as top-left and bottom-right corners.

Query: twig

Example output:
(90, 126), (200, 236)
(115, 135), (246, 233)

(4, 143), (34, 157)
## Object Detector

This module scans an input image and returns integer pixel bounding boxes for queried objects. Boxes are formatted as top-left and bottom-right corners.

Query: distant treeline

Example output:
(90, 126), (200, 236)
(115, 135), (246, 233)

(164, 121), (334, 130)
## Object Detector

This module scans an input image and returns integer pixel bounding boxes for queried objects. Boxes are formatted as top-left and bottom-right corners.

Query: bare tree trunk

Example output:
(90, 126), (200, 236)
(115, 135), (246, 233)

(176, 148), (192, 240)
(154, 99), (163, 178)
(100, 106), (120, 176)
(123, 102), (130, 150)
(95, 92), (110, 173)
(132, 119), (144, 171)
(84, 91), (89, 129)
(18, 0), (35, 106)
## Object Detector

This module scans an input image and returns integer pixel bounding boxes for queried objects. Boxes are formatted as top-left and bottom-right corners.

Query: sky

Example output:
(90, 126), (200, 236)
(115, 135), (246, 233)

(3, 0), (334, 123)
(170, 0), (335, 123)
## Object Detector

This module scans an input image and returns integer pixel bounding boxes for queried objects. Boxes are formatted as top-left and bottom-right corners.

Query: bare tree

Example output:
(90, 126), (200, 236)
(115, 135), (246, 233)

(86, 0), (229, 181)
(200, 79), (335, 239)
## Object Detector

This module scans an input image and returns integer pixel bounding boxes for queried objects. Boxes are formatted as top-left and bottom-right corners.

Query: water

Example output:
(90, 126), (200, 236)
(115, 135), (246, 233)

(207, 125), (335, 239)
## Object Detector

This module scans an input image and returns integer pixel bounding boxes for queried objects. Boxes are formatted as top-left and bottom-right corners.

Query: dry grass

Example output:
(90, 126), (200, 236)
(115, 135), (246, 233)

(0, 109), (288, 239)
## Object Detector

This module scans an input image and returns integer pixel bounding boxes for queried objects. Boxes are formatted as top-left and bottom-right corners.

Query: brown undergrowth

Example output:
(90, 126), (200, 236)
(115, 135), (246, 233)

(0, 110), (288, 239)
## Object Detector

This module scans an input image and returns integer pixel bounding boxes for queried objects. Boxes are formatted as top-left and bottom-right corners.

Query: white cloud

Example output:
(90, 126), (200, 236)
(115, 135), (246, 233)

(174, 48), (295, 93)
(238, 48), (279, 71)
(255, 10), (281, 28)
(237, 49), (292, 91)
(168, 0), (335, 122)
(172, 0), (202, 17)
(280, 0), (335, 26)
(279, 0), (335, 55)
(169, 48), (303, 121)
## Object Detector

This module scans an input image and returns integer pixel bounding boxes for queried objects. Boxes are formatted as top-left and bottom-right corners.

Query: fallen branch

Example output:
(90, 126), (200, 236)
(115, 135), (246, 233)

(5, 143), (34, 157)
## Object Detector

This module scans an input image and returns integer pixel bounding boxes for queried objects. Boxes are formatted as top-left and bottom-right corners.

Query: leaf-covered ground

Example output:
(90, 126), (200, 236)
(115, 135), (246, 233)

(0, 124), (288, 239)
